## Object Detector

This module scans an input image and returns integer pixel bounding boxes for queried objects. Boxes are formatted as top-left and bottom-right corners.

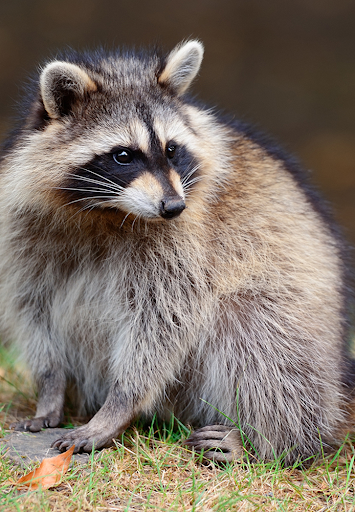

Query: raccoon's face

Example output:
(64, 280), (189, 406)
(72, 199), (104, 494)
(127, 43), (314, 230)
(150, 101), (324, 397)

(63, 120), (196, 221)
(17, 41), (208, 222)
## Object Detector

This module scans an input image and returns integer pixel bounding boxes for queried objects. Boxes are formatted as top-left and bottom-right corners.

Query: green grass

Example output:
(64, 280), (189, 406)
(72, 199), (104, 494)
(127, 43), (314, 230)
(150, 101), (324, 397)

(1, 345), (355, 511)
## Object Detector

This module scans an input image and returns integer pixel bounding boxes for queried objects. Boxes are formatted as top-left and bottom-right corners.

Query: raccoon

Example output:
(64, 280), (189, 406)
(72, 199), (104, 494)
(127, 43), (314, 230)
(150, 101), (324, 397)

(1, 40), (353, 464)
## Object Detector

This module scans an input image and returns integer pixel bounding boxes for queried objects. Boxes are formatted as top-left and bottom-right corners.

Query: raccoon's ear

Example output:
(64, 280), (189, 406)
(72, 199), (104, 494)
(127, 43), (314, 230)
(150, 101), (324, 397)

(158, 40), (204, 96)
(39, 61), (97, 119)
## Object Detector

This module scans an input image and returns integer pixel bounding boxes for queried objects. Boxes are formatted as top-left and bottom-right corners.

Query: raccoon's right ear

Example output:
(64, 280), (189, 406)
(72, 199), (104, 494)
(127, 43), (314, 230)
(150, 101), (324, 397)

(39, 61), (97, 119)
(158, 40), (204, 96)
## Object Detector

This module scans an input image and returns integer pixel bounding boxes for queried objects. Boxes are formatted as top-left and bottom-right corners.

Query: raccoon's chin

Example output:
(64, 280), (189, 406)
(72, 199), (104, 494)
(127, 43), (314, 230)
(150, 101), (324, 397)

(127, 210), (186, 222)
(118, 209), (186, 223)
(94, 204), (184, 224)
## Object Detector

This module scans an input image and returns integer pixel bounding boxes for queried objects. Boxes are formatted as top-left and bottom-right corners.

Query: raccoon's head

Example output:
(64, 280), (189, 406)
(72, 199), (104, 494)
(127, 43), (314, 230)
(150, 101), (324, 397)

(11, 41), (218, 224)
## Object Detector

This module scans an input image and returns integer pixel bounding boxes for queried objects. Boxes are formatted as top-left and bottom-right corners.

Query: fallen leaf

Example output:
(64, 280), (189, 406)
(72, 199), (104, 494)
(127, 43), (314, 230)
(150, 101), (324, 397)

(15, 445), (75, 490)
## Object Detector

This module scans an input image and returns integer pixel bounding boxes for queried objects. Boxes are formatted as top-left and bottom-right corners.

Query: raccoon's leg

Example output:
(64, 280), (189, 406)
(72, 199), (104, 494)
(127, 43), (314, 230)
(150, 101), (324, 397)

(11, 369), (66, 432)
(52, 319), (196, 453)
(185, 425), (243, 462)
(9, 322), (67, 432)
(195, 297), (344, 464)
(51, 386), (135, 452)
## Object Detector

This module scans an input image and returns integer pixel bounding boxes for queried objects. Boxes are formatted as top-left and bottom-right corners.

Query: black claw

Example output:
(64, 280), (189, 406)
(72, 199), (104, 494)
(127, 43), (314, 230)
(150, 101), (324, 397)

(72, 440), (88, 453)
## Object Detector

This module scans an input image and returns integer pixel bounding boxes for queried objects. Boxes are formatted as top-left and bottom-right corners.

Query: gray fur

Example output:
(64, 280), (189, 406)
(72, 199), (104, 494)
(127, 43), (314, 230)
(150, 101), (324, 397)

(1, 41), (352, 463)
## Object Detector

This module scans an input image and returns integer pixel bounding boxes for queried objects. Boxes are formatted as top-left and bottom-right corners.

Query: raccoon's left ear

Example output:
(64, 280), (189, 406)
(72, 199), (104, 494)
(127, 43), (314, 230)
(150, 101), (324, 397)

(39, 61), (97, 119)
(158, 40), (204, 96)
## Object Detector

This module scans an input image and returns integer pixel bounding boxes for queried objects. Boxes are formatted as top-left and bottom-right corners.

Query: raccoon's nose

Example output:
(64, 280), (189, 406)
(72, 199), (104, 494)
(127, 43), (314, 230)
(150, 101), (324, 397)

(160, 197), (186, 219)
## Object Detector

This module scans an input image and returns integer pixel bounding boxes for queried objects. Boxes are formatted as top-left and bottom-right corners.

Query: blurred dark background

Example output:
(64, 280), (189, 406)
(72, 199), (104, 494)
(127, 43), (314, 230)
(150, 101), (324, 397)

(1, 0), (355, 262)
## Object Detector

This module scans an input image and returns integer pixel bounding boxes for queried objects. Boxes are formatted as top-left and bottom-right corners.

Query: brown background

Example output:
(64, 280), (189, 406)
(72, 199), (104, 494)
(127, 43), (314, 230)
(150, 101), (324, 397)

(1, 0), (355, 262)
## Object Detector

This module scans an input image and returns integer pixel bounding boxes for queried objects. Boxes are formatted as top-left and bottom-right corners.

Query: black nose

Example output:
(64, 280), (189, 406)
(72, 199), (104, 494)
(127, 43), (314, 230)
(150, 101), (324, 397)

(160, 197), (186, 219)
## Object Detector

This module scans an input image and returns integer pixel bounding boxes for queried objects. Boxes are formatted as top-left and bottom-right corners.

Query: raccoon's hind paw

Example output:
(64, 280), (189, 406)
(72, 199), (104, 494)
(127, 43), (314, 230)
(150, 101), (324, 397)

(185, 424), (243, 463)
(10, 412), (63, 432)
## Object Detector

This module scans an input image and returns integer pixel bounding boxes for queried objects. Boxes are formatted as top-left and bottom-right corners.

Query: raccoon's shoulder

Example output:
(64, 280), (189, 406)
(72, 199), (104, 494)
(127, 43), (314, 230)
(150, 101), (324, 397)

(228, 119), (339, 227)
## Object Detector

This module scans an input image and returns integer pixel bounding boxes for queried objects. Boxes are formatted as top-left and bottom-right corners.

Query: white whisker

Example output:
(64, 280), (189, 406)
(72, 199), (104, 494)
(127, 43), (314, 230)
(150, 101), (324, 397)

(120, 211), (131, 228)
(55, 186), (118, 196)
(181, 164), (201, 186)
(60, 195), (116, 209)
(77, 167), (126, 192)
(184, 176), (204, 188)
(66, 172), (124, 193)
(131, 213), (141, 231)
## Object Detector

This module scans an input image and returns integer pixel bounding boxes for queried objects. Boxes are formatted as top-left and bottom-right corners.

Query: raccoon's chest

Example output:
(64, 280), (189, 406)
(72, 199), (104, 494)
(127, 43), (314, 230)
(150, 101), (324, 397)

(10, 217), (212, 359)
(49, 250), (133, 354)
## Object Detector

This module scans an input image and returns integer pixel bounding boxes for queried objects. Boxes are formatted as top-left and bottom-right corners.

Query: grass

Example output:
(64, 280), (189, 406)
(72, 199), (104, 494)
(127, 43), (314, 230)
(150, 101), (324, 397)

(1, 345), (355, 511)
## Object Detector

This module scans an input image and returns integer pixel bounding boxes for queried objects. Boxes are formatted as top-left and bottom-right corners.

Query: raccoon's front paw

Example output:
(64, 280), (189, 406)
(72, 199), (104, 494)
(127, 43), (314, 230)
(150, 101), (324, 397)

(185, 425), (243, 462)
(10, 411), (63, 432)
(51, 423), (118, 453)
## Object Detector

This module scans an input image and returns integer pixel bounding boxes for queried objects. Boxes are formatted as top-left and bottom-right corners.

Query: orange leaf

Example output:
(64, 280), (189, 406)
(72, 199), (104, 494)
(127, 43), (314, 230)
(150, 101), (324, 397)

(15, 445), (75, 490)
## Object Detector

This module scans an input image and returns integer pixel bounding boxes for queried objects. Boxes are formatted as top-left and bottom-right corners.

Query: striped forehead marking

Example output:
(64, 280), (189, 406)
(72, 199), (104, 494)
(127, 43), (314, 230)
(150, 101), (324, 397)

(87, 118), (150, 155)
(129, 119), (150, 152)
(153, 118), (191, 148)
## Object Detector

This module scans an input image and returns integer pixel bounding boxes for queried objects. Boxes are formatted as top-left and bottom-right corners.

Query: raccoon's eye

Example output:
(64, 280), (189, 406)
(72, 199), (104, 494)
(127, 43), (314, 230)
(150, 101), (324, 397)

(113, 149), (133, 165)
(166, 144), (176, 159)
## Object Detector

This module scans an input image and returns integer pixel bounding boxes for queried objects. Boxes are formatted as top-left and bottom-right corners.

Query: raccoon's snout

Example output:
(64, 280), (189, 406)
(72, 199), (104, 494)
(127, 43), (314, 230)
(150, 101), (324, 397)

(159, 197), (186, 219)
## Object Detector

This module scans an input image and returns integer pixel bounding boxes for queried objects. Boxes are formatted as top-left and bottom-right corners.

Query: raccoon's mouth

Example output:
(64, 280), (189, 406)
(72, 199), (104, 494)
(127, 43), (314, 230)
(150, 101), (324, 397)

(112, 172), (186, 220)
(105, 189), (186, 221)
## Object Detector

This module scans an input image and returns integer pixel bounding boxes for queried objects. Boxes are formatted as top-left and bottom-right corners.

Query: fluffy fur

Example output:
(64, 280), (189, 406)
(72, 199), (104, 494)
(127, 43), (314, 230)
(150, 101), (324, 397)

(1, 41), (353, 464)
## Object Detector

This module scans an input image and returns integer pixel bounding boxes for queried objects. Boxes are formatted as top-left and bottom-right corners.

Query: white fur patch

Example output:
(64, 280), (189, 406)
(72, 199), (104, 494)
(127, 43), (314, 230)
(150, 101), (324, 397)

(116, 173), (164, 218)
(153, 117), (192, 149)
(89, 119), (150, 155)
